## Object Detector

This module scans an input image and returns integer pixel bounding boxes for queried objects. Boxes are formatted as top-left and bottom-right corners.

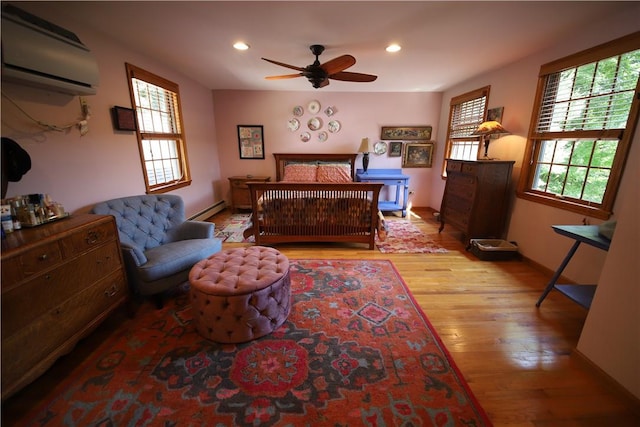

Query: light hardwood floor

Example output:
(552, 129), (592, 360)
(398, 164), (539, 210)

(3, 207), (639, 426)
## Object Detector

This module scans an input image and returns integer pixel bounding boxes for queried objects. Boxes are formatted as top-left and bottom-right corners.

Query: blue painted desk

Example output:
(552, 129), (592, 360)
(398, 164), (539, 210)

(536, 225), (611, 309)
(356, 169), (409, 217)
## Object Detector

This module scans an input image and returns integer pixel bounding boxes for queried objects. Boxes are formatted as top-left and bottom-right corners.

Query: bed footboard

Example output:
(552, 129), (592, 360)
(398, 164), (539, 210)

(246, 182), (383, 249)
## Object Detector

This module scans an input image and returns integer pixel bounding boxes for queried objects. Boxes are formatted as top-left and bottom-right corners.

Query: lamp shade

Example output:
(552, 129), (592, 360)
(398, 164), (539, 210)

(358, 137), (372, 153)
(472, 120), (510, 136)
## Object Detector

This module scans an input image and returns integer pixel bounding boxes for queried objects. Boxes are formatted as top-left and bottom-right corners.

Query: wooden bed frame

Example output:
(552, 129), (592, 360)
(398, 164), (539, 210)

(244, 153), (383, 249)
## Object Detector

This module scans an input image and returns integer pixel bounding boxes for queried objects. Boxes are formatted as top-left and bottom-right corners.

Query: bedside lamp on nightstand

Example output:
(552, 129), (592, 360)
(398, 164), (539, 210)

(472, 120), (510, 159)
(358, 137), (373, 173)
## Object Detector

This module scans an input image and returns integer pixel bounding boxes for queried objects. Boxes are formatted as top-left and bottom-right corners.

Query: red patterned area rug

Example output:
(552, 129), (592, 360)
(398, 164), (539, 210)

(16, 260), (490, 426)
(376, 219), (449, 254)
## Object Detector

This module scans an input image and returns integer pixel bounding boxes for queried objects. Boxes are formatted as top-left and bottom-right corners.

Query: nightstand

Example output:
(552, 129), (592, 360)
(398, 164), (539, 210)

(228, 176), (270, 212)
(356, 169), (409, 217)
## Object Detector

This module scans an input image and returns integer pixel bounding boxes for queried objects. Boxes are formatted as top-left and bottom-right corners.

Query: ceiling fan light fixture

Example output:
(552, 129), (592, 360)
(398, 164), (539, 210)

(386, 44), (401, 53)
(233, 41), (250, 50)
(262, 44), (377, 89)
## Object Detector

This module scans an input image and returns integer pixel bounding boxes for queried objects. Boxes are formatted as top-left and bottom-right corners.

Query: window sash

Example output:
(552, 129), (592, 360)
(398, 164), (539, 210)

(442, 87), (489, 176)
(518, 32), (640, 219)
(126, 63), (191, 193)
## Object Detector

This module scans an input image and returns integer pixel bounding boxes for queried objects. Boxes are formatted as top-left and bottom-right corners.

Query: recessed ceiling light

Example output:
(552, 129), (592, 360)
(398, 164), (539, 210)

(386, 44), (401, 53)
(233, 42), (250, 50)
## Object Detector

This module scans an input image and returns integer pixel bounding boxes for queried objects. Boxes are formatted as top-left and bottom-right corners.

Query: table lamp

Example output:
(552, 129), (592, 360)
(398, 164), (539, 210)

(471, 120), (510, 159)
(358, 137), (373, 173)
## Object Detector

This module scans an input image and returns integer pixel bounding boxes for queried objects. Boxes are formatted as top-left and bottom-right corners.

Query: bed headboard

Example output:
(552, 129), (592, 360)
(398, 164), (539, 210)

(273, 153), (358, 181)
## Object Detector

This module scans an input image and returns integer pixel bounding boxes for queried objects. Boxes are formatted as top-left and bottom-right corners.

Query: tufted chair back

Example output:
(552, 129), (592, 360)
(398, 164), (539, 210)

(91, 194), (222, 305)
(93, 194), (185, 252)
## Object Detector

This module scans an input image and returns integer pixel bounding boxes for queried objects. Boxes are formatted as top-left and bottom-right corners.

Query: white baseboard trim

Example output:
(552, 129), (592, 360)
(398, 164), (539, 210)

(189, 200), (226, 221)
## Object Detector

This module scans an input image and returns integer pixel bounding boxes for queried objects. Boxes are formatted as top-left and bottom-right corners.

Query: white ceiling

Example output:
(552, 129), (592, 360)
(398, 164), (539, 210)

(13, 1), (636, 92)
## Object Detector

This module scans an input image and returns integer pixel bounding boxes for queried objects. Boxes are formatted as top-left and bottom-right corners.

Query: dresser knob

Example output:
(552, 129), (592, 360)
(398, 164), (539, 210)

(86, 231), (99, 244)
(105, 285), (118, 297)
(39, 253), (48, 261)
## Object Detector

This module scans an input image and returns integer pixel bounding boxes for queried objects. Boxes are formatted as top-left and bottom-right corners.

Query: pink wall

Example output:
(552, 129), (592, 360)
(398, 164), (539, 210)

(212, 90), (442, 207)
(1, 12), (223, 217)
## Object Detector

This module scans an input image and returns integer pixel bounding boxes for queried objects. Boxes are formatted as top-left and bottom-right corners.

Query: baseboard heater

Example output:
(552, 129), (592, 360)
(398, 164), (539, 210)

(189, 200), (226, 221)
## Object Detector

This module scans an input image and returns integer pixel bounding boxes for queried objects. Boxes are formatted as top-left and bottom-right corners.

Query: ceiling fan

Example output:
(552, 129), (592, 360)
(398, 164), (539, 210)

(262, 44), (377, 89)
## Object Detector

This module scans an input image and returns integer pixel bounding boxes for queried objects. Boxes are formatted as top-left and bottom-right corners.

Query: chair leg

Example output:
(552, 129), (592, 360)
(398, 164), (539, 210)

(153, 294), (164, 309)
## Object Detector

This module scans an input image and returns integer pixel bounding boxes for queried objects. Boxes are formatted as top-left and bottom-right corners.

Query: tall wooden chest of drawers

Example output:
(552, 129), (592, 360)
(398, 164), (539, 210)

(1, 214), (128, 400)
(439, 159), (514, 243)
(228, 175), (271, 212)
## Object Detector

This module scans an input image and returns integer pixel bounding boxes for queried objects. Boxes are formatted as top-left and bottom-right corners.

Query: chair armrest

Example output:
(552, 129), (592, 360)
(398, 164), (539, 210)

(170, 221), (215, 241)
(120, 242), (148, 266)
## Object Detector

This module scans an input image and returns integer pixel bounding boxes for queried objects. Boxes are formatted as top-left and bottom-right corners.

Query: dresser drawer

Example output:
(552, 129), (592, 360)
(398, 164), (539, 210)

(446, 160), (463, 173)
(1, 241), (63, 286)
(445, 192), (474, 213)
(1, 242), (123, 339)
(1, 270), (126, 394)
(230, 179), (248, 189)
(443, 206), (470, 230)
(461, 162), (479, 175)
(61, 220), (117, 257)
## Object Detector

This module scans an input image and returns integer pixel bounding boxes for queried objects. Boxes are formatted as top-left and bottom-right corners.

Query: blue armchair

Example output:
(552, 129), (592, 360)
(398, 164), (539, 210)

(91, 194), (222, 306)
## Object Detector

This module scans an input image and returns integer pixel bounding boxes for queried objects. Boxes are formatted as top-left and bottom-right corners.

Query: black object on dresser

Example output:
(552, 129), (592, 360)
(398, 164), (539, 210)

(439, 159), (514, 244)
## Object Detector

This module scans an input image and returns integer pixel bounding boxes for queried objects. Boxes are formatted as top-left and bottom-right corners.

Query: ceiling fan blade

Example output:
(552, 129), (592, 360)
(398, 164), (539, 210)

(265, 73), (303, 80)
(329, 71), (378, 83)
(262, 57), (305, 72)
(321, 55), (356, 75)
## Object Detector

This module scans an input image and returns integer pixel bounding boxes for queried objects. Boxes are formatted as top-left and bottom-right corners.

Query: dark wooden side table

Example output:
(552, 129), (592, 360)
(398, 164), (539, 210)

(536, 225), (611, 309)
(228, 176), (270, 213)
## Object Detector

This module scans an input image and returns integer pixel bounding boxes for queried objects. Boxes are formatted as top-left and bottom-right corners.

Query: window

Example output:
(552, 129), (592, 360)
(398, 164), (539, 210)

(517, 33), (640, 219)
(126, 63), (191, 193)
(442, 86), (490, 177)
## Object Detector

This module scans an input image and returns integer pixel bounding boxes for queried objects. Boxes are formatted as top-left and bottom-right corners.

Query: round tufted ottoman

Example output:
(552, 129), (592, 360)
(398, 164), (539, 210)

(188, 246), (291, 343)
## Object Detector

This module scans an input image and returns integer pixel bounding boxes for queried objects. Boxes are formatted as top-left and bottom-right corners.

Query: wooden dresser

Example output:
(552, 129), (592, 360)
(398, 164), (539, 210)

(228, 175), (270, 212)
(1, 214), (128, 400)
(439, 159), (514, 243)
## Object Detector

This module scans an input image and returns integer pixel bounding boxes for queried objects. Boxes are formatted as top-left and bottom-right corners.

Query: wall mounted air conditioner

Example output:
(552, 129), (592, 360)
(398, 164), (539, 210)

(1, 4), (99, 95)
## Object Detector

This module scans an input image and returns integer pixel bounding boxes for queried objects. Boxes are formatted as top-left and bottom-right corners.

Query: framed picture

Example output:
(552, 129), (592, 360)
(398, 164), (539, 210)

(402, 141), (435, 168)
(237, 125), (265, 159)
(112, 106), (136, 131)
(381, 126), (432, 140)
(388, 141), (403, 157)
(487, 107), (504, 122)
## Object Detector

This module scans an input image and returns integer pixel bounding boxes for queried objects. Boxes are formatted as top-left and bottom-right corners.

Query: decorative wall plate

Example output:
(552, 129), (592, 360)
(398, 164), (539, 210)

(300, 132), (311, 142)
(324, 106), (336, 117)
(287, 118), (300, 132)
(318, 131), (328, 142)
(293, 106), (304, 117)
(307, 117), (322, 131)
(308, 100), (321, 114)
(328, 120), (341, 133)
(374, 141), (387, 155)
